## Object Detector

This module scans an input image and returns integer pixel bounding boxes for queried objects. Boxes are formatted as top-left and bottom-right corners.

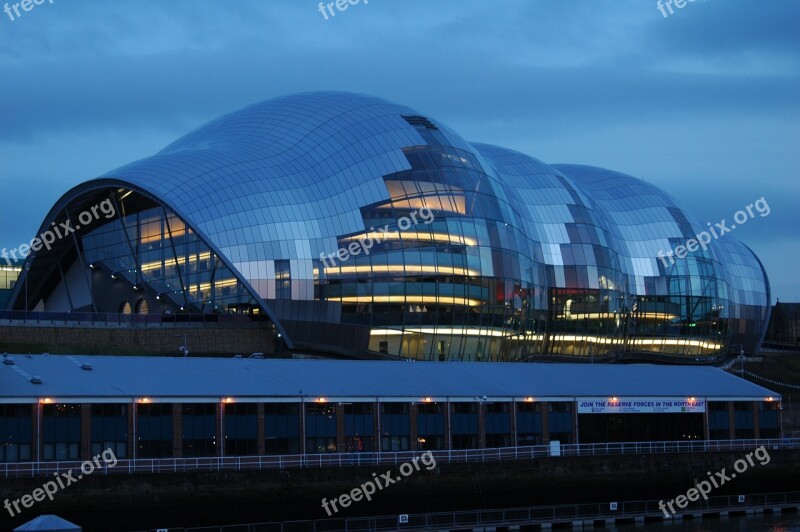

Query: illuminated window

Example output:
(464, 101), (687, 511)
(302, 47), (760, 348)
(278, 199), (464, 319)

(135, 299), (149, 315)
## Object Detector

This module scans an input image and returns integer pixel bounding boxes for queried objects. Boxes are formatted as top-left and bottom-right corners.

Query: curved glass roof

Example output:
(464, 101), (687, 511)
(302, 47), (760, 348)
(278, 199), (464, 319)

(9, 92), (771, 360)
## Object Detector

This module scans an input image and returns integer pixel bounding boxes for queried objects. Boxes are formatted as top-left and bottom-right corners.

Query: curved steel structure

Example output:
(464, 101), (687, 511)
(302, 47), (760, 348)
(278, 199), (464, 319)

(8, 92), (771, 360)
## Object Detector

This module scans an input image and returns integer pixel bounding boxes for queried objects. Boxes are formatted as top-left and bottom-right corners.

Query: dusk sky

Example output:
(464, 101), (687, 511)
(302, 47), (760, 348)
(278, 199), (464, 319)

(1, 0), (797, 301)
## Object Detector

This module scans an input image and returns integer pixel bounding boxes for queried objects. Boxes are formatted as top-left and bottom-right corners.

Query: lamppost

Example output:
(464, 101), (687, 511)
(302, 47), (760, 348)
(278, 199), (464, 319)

(24, 260), (30, 312)
(740, 346), (745, 374)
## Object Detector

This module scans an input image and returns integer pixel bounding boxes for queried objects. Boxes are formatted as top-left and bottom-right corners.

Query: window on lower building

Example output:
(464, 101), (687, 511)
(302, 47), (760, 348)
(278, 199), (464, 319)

(548, 402), (574, 444)
(380, 403), (410, 451)
(137, 403), (173, 458)
(43, 404), (81, 461)
(733, 402), (754, 439)
(183, 404), (216, 457)
(451, 402), (478, 449)
(0, 405), (32, 462)
(265, 403), (300, 454)
(758, 402), (781, 439)
(516, 402), (543, 446)
(344, 403), (374, 452)
(417, 402), (445, 450)
(91, 404), (129, 458)
(485, 402), (511, 448)
(224, 403), (258, 456)
(305, 403), (337, 453)
(708, 401), (730, 440)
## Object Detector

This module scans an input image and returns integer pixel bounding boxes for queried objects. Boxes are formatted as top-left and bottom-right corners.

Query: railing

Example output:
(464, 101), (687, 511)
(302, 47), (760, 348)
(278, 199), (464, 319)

(3, 438), (798, 479)
(132, 491), (800, 531)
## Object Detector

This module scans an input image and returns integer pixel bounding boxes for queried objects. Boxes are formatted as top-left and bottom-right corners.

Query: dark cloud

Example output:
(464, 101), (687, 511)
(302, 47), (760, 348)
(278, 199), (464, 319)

(644, 0), (800, 56)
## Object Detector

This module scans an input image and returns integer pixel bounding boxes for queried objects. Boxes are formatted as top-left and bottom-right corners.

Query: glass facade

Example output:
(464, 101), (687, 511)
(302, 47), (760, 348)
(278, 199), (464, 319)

(708, 402), (730, 440)
(380, 403), (410, 451)
(0, 259), (21, 309)
(485, 402), (512, 448)
(182, 403), (216, 457)
(733, 401), (755, 439)
(8, 92), (770, 361)
(451, 402), (479, 449)
(137, 403), (173, 458)
(224, 403), (258, 456)
(43, 403), (80, 461)
(265, 403), (300, 454)
(0, 405), (32, 462)
(759, 401), (781, 438)
(0, 397), (779, 462)
(344, 403), (374, 452)
(516, 402), (543, 446)
(417, 402), (445, 450)
(305, 403), (337, 453)
(91, 404), (128, 458)
(547, 402), (574, 444)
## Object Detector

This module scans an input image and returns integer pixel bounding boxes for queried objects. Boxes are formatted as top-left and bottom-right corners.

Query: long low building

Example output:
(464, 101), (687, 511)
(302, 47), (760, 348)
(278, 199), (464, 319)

(0, 355), (781, 463)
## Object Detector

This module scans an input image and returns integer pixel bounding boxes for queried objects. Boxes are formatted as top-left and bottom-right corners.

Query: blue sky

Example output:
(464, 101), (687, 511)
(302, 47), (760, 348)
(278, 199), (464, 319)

(0, 0), (798, 301)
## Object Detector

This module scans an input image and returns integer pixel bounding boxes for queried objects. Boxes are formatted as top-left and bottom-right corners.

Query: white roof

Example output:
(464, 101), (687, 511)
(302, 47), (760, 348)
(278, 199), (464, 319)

(0, 354), (779, 403)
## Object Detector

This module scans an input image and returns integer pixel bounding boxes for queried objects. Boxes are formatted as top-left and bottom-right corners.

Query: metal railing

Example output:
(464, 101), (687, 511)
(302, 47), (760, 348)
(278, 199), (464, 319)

(3, 438), (798, 479)
(133, 491), (800, 531)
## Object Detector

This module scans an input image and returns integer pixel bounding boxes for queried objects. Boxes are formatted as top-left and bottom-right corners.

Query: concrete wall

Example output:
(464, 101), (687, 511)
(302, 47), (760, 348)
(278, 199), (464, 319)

(0, 324), (277, 356)
(1, 448), (797, 531)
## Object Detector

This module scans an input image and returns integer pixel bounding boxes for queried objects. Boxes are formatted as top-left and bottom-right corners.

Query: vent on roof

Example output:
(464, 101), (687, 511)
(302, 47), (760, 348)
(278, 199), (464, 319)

(402, 115), (439, 130)
(30, 376), (42, 384)
(66, 355), (92, 371)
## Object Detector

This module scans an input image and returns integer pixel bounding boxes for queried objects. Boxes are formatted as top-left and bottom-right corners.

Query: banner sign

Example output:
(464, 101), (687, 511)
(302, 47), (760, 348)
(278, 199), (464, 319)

(577, 397), (705, 414)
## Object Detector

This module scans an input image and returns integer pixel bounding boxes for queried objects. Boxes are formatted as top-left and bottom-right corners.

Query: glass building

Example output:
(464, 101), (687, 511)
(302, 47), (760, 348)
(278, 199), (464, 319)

(0, 257), (22, 309)
(5, 92), (770, 361)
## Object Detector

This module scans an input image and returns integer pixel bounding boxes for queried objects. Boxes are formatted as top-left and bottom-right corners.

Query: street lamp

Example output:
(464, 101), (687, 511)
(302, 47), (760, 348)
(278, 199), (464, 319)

(24, 260), (30, 312)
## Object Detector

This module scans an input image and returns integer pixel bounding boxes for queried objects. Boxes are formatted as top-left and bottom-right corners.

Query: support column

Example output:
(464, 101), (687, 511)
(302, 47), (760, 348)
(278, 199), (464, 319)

(80, 404), (92, 460)
(409, 403), (418, 451)
(257, 403), (265, 455)
(336, 403), (345, 453)
(728, 401), (736, 440)
(573, 403), (579, 445)
(478, 403), (486, 448)
(541, 402), (550, 445)
(299, 403), (306, 455)
(753, 402), (760, 439)
(444, 401), (451, 450)
(172, 404), (182, 458)
(703, 403), (710, 441)
(33, 404), (42, 463)
(217, 403), (224, 457)
(373, 401), (381, 452)
(511, 401), (518, 448)
(38, 403), (47, 461)
(130, 402), (136, 460)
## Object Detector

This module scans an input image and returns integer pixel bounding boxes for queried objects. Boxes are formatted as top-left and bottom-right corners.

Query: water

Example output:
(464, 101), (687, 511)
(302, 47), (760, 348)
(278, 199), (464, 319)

(614, 514), (800, 531)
